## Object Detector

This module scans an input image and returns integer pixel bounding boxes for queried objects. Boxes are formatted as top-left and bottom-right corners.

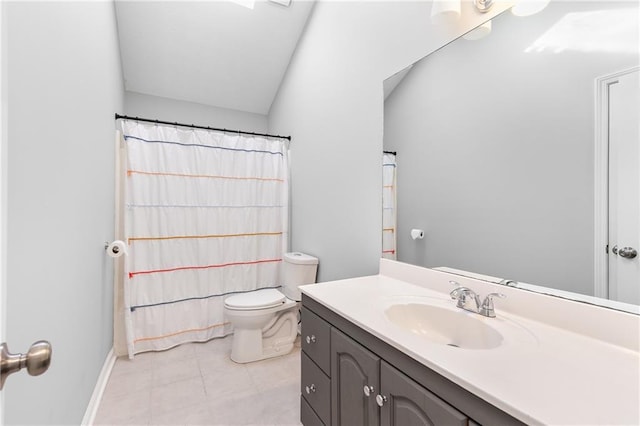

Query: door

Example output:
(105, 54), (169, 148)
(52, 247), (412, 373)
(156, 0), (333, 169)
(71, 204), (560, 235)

(331, 328), (380, 426)
(608, 69), (640, 304)
(378, 361), (467, 426)
(1, 1), (5, 422)
(0, 3), (52, 421)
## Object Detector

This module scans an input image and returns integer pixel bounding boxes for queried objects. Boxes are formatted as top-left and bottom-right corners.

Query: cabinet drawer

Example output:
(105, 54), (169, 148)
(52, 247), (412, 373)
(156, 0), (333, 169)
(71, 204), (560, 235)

(301, 352), (331, 426)
(301, 396), (325, 426)
(302, 307), (331, 374)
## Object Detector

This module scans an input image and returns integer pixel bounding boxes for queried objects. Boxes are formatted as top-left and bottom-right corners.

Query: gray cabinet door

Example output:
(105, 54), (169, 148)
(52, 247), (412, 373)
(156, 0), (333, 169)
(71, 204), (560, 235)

(331, 328), (380, 426)
(380, 361), (468, 426)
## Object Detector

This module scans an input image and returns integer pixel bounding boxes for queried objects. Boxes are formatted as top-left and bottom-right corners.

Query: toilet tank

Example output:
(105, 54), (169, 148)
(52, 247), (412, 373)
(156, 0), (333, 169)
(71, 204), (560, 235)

(282, 252), (318, 301)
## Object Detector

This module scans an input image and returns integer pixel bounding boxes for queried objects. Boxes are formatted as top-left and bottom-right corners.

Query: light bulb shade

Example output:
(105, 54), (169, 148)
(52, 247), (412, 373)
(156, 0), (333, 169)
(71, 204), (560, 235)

(431, 0), (462, 25)
(463, 20), (492, 40)
(511, 0), (551, 17)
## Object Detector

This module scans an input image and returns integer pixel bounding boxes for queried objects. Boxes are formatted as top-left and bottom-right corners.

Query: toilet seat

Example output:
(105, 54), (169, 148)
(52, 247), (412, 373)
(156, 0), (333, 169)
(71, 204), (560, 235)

(224, 288), (286, 311)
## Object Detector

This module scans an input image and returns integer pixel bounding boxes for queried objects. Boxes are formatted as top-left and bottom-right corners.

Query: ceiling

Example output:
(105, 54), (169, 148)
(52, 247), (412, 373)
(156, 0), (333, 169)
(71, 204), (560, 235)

(115, 0), (315, 115)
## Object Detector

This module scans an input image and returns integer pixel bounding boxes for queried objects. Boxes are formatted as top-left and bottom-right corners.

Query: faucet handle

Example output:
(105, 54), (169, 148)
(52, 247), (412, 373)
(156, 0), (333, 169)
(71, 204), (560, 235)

(449, 281), (466, 300)
(449, 281), (464, 298)
(480, 293), (506, 318)
(450, 286), (481, 311)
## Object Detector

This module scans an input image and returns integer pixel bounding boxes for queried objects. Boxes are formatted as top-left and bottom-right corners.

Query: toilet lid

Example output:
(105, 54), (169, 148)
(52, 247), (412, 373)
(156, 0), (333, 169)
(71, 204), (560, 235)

(224, 288), (286, 310)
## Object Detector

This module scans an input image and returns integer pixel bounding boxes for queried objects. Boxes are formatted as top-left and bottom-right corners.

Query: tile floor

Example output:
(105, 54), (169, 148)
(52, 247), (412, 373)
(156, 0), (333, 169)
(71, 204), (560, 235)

(94, 336), (302, 425)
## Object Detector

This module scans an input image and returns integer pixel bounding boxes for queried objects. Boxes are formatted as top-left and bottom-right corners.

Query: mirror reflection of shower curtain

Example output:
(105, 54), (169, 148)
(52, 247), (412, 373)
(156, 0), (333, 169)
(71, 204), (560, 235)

(120, 119), (289, 358)
(383, 152), (397, 260)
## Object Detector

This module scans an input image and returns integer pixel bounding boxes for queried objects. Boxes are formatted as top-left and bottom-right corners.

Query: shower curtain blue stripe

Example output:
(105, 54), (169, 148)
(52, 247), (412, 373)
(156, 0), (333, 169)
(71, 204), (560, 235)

(130, 285), (283, 311)
(124, 134), (285, 156)
(126, 204), (285, 209)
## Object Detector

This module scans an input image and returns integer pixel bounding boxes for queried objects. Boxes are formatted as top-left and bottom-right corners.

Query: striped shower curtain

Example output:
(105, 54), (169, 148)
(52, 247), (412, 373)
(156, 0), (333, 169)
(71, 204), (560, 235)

(382, 152), (397, 259)
(120, 120), (289, 357)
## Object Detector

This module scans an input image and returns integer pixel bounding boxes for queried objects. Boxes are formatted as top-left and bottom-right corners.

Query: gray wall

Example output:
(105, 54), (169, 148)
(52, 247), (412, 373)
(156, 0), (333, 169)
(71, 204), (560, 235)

(384, 1), (639, 296)
(268, 1), (511, 282)
(124, 91), (268, 133)
(5, 2), (124, 424)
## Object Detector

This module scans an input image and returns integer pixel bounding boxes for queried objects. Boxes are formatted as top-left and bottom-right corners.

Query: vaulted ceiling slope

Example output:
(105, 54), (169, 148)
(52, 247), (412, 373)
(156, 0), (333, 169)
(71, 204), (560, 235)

(115, 1), (315, 115)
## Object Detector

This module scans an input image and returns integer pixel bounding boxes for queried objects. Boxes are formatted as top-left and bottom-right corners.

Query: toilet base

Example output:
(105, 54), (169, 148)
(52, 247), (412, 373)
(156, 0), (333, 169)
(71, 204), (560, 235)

(230, 309), (298, 363)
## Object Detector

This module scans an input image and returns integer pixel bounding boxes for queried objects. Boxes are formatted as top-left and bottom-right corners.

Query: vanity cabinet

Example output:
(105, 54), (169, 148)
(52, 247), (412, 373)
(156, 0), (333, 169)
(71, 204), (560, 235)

(301, 295), (524, 426)
(332, 328), (467, 426)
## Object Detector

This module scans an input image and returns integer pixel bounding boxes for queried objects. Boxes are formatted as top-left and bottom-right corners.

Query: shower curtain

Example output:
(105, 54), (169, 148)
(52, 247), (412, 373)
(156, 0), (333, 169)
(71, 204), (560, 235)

(120, 120), (289, 357)
(382, 152), (397, 260)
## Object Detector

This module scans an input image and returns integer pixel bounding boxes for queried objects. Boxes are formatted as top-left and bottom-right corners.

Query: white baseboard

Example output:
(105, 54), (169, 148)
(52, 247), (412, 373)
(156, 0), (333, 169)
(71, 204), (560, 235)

(81, 347), (116, 426)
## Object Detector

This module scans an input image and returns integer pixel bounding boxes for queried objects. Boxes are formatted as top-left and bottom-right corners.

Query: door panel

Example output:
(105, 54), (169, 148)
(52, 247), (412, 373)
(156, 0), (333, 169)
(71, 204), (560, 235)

(331, 328), (380, 426)
(380, 361), (467, 426)
(608, 68), (640, 304)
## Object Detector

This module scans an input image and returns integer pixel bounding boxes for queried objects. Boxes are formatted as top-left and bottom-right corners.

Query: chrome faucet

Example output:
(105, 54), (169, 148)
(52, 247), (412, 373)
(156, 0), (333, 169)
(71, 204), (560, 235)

(449, 286), (481, 312)
(449, 281), (505, 318)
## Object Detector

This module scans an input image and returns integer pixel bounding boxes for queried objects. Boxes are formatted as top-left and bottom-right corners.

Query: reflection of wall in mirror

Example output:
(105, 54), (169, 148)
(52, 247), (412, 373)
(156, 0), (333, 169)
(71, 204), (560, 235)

(383, 1), (639, 297)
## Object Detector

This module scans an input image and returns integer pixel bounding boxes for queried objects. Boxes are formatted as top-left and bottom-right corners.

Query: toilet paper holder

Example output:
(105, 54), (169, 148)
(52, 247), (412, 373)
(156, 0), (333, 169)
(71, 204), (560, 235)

(410, 229), (424, 240)
(104, 240), (128, 258)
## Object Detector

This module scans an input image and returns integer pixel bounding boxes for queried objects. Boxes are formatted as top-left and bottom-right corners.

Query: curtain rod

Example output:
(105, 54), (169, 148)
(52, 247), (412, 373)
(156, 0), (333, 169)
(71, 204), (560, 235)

(383, 150), (397, 155)
(115, 113), (291, 141)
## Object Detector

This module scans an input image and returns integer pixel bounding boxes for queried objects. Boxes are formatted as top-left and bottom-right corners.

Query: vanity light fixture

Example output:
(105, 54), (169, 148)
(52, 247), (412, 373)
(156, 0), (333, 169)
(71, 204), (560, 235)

(474, 0), (494, 13)
(466, 0), (494, 41)
(430, 0), (462, 25)
(432, 0), (493, 39)
(432, 0), (493, 37)
(511, 0), (551, 16)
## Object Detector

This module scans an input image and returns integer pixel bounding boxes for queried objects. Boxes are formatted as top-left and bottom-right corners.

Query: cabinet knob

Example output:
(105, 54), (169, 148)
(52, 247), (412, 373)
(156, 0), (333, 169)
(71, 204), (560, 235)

(305, 335), (316, 344)
(305, 384), (316, 394)
(363, 385), (375, 397)
(375, 394), (387, 407)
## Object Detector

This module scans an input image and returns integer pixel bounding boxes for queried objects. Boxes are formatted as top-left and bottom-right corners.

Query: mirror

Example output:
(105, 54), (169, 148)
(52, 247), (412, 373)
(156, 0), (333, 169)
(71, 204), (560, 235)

(383, 1), (639, 314)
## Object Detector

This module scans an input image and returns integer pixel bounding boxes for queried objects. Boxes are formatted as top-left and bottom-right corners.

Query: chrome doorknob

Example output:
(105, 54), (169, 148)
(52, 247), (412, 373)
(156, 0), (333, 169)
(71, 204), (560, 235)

(0, 341), (52, 390)
(375, 394), (387, 407)
(618, 247), (638, 259)
(363, 385), (374, 397)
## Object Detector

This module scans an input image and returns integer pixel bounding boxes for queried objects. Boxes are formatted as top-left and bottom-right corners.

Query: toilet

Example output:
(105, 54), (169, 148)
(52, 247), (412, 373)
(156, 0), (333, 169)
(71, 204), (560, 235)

(224, 252), (318, 363)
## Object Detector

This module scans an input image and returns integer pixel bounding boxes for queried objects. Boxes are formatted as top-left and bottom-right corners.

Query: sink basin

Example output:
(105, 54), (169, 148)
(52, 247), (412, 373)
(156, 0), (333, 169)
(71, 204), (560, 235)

(385, 303), (503, 350)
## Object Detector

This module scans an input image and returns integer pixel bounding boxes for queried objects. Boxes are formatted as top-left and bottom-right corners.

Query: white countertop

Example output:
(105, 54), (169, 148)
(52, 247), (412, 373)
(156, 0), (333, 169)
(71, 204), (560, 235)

(301, 266), (640, 425)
